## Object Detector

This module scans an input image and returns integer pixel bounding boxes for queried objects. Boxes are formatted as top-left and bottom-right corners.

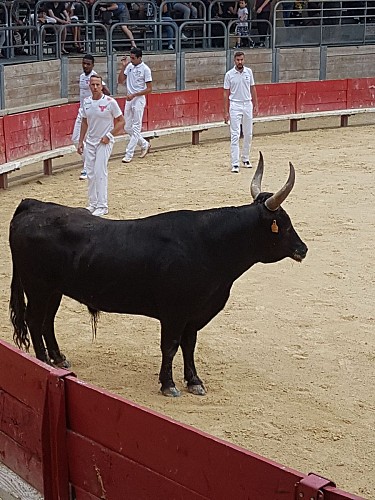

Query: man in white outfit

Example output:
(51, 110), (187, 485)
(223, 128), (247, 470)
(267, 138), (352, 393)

(223, 51), (258, 173)
(118, 47), (153, 163)
(78, 75), (125, 217)
(72, 54), (110, 180)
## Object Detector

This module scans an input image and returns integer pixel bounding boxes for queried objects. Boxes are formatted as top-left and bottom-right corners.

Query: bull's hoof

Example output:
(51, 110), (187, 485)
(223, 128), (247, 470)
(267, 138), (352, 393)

(53, 355), (71, 369)
(161, 386), (181, 397)
(188, 384), (206, 396)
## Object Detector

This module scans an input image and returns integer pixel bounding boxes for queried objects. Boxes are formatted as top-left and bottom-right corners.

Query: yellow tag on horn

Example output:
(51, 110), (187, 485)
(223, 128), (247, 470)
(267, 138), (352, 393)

(271, 220), (279, 233)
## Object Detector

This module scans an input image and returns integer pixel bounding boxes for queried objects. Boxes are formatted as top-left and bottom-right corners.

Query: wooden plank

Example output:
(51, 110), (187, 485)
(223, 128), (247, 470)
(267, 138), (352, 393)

(4, 109), (52, 161)
(67, 432), (208, 500)
(0, 340), (51, 412)
(65, 377), (304, 500)
(0, 392), (42, 454)
(0, 431), (43, 493)
(0, 463), (43, 500)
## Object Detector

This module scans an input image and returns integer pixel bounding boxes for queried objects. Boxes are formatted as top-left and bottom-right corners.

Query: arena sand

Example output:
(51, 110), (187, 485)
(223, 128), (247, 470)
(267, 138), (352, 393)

(0, 117), (374, 498)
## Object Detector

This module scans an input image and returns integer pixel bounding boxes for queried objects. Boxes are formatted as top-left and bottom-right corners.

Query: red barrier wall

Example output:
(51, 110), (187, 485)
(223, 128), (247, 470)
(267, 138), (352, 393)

(1, 79), (375, 166)
(4, 109), (51, 162)
(0, 117), (6, 164)
(0, 339), (363, 500)
(49, 103), (79, 149)
(347, 77), (375, 108)
(198, 87), (223, 123)
(257, 82), (297, 116)
(296, 80), (348, 113)
(147, 90), (199, 129)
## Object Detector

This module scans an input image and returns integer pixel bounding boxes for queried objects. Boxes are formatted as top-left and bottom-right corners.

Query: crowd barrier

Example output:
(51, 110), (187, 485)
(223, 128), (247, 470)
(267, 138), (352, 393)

(0, 339), (363, 500)
(0, 77), (375, 188)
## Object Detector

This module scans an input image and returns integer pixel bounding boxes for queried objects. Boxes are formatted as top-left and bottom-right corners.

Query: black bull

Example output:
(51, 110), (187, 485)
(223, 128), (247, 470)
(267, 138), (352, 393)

(9, 153), (307, 397)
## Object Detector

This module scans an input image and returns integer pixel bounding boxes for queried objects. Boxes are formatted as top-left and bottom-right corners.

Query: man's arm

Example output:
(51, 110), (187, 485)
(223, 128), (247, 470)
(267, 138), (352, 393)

(103, 84), (111, 96)
(250, 84), (258, 114)
(223, 88), (230, 123)
(118, 57), (129, 85)
(100, 113), (125, 144)
(77, 117), (88, 154)
(126, 81), (152, 101)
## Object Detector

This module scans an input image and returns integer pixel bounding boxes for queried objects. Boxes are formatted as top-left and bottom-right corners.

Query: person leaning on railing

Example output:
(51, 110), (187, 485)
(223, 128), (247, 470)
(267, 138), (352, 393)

(98, 1), (136, 47)
(253, 0), (270, 47)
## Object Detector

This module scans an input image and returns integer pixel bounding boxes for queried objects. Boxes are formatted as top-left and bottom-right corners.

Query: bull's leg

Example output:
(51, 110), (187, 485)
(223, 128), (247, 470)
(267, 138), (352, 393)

(25, 295), (51, 364)
(159, 324), (182, 397)
(42, 292), (70, 368)
(181, 325), (206, 396)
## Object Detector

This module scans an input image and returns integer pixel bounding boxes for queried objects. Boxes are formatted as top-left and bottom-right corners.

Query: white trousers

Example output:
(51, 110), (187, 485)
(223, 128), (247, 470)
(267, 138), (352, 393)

(124, 96), (148, 158)
(72, 108), (86, 170)
(85, 141), (114, 210)
(229, 100), (253, 167)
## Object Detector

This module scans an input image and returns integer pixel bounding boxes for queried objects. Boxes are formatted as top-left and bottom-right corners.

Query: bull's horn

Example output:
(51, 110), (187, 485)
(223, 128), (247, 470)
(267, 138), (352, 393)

(250, 151), (264, 200)
(265, 162), (296, 211)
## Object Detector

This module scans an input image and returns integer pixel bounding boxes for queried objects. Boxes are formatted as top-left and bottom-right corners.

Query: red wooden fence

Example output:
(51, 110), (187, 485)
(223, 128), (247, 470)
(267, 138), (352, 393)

(1, 78), (374, 167)
(0, 340), (364, 500)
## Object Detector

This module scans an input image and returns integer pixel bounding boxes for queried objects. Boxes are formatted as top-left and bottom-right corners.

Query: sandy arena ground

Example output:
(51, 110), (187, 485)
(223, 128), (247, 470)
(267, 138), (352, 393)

(0, 117), (374, 498)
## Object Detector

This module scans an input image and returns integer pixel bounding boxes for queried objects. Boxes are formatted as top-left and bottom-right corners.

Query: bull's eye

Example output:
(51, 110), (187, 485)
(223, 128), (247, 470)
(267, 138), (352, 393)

(271, 220), (279, 233)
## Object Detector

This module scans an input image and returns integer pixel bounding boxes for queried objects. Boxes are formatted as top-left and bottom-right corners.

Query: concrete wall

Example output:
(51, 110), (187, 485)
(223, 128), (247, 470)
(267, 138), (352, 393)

(2, 46), (375, 113)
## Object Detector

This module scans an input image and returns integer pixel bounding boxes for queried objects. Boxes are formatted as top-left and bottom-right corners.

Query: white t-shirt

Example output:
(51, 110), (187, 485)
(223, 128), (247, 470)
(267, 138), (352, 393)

(81, 95), (122, 145)
(124, 62), (152, 95)
(79, 70), (107, 107)
(223, 66), (255, 102)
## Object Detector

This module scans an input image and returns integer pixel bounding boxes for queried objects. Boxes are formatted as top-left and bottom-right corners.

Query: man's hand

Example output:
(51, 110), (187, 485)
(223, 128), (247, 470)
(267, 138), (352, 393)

(77, 142), (84, 155)
(126, 94), (135, 101)
(101, 136), (110, 144)
(224, 112), (229, 124)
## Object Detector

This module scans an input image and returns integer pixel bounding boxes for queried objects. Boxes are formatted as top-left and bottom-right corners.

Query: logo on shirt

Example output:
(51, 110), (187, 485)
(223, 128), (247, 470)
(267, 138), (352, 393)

(99, 105), (108, 112)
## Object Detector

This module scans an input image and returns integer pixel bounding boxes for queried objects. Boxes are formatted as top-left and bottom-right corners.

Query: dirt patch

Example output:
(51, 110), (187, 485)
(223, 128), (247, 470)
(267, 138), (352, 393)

(0, 117), (374, 498)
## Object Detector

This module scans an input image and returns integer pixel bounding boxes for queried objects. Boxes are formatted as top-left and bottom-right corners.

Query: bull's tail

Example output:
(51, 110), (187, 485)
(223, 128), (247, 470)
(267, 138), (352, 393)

(9, 262), (30, 351)
(88, 306), (100, 340)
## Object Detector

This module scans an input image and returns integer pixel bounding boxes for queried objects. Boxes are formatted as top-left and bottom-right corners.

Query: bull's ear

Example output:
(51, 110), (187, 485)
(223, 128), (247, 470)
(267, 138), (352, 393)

(265, 162), (295, 211)
(250, 151), (264, 200)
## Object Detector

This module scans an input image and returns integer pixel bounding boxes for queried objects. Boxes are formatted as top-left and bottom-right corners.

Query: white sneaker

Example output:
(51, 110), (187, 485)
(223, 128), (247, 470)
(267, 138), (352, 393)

(242, 161), (252, 168)
(167, 44), (174, 50)
(92, 208), (108, 217)
(79, 170), (87, 180)
(139, 142), (151, 158)
(231, 165), (240, 173)
(181, 33), (188, 41)
(122, 156), (132, 163)
(86, 205), (96, 213)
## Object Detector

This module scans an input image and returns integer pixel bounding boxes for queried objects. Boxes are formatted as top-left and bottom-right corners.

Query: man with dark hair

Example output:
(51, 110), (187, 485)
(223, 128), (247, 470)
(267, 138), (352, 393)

(72, 54), (110, 180)
(118, 47), (153, 163)
(223, 51), (258, 173)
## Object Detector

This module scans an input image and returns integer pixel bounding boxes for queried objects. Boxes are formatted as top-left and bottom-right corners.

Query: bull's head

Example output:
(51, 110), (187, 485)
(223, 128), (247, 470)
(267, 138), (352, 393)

(250, 152), (308, 263)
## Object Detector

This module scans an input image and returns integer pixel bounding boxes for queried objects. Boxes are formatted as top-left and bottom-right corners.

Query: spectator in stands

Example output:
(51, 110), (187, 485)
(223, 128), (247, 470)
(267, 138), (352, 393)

(78, 74), (124, 217)
(282, 1), (295, 27)
(223, 50), (258, 173)
(148, 0), (188, 49)
(0, 4), (6, 58)
(118, 47), (152, 163)
(172, 1), (198, 20)
(254, 0), (271, 47)
(234, 0), (253, 48)
(99, 2), (136, 47)
(204, 0), (225, 47)
(47, 1), (72, 53)
(72, 54), (110, 180)
(67, 2), (84, 52)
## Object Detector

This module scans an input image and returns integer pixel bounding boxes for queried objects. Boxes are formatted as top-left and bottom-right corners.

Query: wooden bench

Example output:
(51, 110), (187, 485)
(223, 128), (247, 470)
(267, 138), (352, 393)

(0, 145), (76, 189)
(254, 107), (375, 132)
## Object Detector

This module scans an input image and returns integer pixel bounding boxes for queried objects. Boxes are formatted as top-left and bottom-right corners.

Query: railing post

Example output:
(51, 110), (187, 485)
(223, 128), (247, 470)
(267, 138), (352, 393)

(0, 65), (4, 109)
(319, 45), (327, 80)
(41, 369), (75, 500)
(272, 47), (280, 83)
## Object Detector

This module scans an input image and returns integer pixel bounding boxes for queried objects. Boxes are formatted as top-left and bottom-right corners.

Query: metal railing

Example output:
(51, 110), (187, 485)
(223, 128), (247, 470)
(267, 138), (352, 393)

(273, 0), (375, 47)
